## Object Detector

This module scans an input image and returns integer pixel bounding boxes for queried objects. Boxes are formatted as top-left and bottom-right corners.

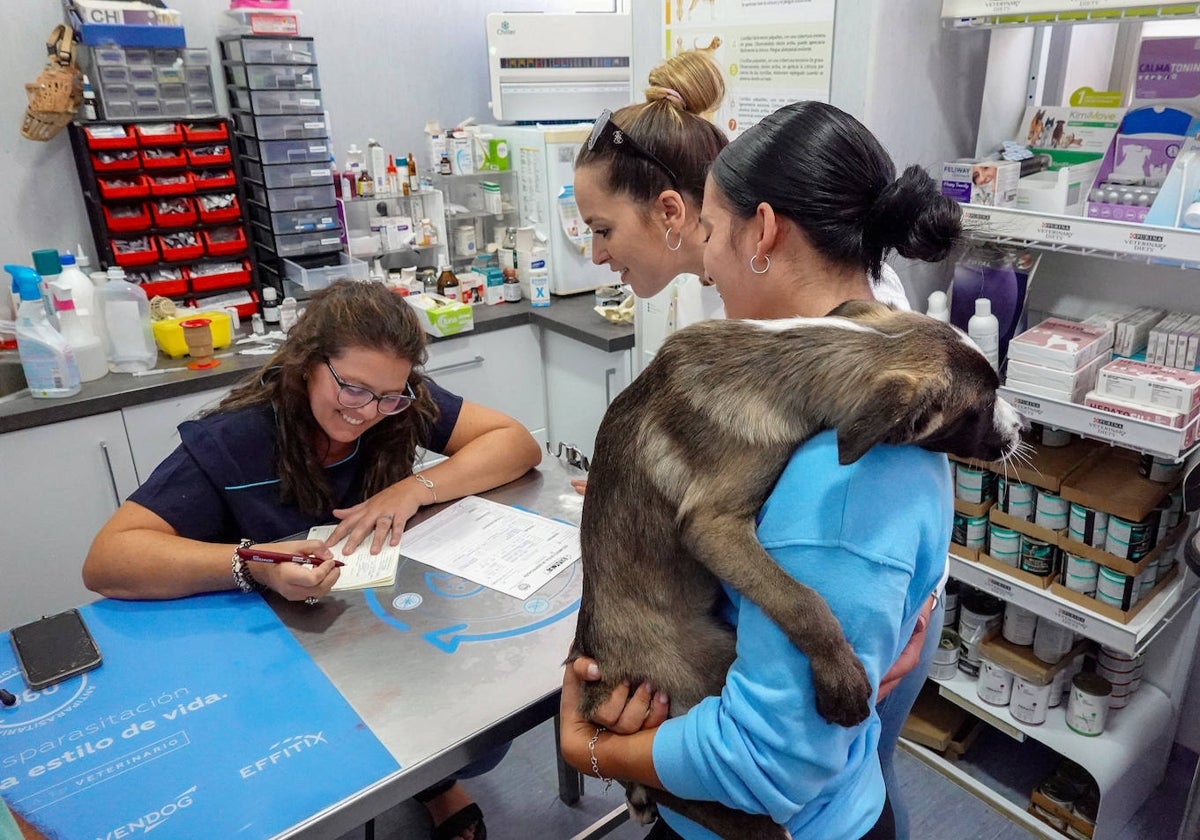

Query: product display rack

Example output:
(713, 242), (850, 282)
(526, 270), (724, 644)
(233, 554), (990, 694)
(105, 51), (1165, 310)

(433, 171), (521, 271)
(67, 118), (258, 309)
(338, 192), (449, 273)
(218, 34), (342, 294)
(931, 6), (1200, 838)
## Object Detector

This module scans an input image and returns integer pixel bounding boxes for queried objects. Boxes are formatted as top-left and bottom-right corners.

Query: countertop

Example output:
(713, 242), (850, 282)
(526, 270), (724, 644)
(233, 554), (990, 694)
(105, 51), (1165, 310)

(0, 292), (633, 434)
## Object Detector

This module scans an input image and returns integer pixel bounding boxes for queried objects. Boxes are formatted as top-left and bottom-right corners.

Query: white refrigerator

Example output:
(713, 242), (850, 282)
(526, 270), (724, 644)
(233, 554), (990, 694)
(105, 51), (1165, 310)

(485, 124), (618, 296)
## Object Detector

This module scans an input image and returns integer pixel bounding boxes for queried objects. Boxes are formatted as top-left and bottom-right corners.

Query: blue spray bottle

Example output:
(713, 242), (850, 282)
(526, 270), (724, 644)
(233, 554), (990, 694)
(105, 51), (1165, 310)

(5, 264), (80, 398)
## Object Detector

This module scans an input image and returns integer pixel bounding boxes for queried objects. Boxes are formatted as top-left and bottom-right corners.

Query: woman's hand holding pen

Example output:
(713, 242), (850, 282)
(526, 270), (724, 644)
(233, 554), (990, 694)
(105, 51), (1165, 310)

(328, 479), (425, 555)
(244, 538), (341, 602)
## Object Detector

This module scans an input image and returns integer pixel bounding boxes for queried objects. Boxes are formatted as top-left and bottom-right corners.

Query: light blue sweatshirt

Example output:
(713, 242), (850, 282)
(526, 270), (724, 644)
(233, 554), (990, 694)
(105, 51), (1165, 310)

(651, 430), (952, 840)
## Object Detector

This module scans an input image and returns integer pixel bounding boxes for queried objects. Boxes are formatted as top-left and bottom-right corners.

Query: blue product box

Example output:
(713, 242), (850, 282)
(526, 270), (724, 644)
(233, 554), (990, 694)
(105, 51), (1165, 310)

(78, 22), (187, 48)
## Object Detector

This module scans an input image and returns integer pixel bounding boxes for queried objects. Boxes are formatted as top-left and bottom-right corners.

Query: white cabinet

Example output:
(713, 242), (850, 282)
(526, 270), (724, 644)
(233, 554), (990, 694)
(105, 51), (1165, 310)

(121, 387), (230, 484)
(424, 324), (547, 439)
(541, 329), (633, 460)
(0, 412), (138, 627)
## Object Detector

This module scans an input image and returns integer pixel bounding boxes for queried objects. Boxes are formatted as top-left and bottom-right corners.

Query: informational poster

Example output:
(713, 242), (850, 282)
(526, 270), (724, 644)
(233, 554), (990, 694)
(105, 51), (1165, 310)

(0, 595), (399, 838)
(664, 0), (835, 137)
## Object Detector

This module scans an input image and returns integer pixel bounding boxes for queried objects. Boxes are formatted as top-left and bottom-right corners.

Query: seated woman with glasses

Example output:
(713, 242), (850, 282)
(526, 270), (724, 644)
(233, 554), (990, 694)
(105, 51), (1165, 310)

(84, 279), (539, 840)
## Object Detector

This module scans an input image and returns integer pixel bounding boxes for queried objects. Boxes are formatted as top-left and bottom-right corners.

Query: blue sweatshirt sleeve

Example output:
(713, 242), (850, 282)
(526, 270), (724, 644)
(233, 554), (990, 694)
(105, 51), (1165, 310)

(651, 432), (951, 836)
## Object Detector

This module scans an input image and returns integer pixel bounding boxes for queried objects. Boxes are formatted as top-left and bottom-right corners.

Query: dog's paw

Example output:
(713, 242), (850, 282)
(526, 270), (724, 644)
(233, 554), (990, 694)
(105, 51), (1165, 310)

(626, 783), (660, 825)
(812, 650), (872, 727)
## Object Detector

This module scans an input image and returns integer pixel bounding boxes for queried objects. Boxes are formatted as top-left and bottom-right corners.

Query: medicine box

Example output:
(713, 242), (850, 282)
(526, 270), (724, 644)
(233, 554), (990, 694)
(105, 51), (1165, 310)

(1084, 391), (1199, 449)
(1005, 354), (1107, 403)
(1016, 158), (1102, 216)
(1007, 318), (1114, 372)
(407, 293), (474, 337)
(941, 160), (1019, 207)
(1095, 358), (1200, 417)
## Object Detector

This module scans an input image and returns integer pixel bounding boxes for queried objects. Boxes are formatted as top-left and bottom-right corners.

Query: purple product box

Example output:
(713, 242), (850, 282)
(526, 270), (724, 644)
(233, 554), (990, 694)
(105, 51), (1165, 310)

(1136, 37), (1200, 102)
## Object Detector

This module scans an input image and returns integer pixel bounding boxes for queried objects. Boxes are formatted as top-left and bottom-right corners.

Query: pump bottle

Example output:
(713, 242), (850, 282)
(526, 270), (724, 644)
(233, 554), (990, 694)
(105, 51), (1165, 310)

(5, 264), (80, 397)
(968, 297), (1000, 371)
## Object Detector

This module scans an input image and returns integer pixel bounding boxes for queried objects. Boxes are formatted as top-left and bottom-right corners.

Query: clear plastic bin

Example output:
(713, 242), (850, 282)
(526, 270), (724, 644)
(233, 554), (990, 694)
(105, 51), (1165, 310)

(94, 47), (126, 65)
(238, 136), (329, 166)
(162, 100), (189, 117)
(248, 202), (340, 235)
(124, 48), (152, 65)
(228, 87), (323, 116)
(102, 83), (131, 101)
(104, 101), (135, 120)
(246, 181), (336, 213)
(156, 66), (185, 84)
(224, 63), (319, 90)
(283, 252), (367, 292)
(132, 83), (159, 100)
(182, 48), (211, 65)
(222, 37), (316, 65)
(129, 66), (156, 84)
(135, 101), (163, 117)
(184, 66), (211, 84)
(99, 65), (128, 84)
(153, 49), (181, 66)
(159, 83), (186, 100)
(254, 225), (343, 259)
(231, 111), (327, 141)
(244, 159), (333, 189)
(188, 98), (218, 116)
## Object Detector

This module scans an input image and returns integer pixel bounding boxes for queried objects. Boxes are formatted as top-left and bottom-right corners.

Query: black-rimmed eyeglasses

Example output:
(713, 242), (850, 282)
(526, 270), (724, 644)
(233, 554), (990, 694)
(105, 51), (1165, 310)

(587, 109), (678, 186)
(325, 359), (416, 415)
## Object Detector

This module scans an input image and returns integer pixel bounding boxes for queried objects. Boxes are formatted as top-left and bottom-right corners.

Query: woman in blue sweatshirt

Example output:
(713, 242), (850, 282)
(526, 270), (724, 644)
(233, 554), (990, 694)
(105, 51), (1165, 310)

(560, 101), (962, 839)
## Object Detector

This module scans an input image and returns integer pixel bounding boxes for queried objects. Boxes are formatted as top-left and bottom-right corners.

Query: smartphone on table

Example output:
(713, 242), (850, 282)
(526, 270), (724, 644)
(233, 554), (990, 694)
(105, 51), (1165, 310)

(10, 609), (103, 690)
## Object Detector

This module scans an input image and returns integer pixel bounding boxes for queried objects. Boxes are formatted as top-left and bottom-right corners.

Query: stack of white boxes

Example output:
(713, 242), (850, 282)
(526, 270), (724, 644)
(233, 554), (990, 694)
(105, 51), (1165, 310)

(1086, 358), (1200, 447)
(1146, 311), (1200, 371)
(1005, 317), (1115, 403)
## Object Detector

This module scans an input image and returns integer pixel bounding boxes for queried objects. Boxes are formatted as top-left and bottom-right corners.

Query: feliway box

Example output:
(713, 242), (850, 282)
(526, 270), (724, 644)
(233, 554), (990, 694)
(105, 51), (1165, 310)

(941, 160), (1019, 207)
(1007, 318), (1114, 372)
(406, 294), (474, 337)
(1095, 358), (1200, 417)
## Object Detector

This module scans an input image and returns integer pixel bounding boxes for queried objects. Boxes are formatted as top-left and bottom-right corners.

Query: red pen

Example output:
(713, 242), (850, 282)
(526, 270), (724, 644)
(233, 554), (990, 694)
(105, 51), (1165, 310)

(236, 547), (345, 568)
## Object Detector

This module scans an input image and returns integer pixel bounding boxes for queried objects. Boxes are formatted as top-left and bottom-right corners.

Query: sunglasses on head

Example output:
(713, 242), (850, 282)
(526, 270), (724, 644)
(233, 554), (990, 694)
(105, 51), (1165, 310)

(587, 109), (679, 187)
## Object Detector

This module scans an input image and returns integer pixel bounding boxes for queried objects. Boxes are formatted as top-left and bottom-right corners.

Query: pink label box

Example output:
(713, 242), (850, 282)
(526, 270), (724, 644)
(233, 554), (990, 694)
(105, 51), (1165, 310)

(1007, 318), (1114, 372)
(1084, 390), (1200, 448)
(1096, 358), (1200, 416)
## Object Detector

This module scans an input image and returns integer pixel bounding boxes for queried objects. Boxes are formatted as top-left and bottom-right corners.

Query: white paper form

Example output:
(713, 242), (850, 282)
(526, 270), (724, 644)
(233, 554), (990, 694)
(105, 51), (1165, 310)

(399, 496), (580, 600)
(308, 524), (402, 591)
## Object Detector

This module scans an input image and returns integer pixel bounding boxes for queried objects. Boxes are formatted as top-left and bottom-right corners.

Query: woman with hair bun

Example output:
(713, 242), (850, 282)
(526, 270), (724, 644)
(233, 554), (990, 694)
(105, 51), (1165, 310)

(561, 101), (962, 840)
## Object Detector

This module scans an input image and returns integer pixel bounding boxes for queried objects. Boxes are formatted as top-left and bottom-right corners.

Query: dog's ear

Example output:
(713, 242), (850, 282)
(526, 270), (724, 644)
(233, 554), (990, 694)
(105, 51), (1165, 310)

(835, 373), (929, 465)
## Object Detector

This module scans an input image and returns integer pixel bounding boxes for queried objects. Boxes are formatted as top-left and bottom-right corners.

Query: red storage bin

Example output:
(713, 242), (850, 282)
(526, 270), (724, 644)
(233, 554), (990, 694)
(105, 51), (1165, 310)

(192, 168), (236, 191)
(102, 202), (151, 233)
(149, 172), (195, 196)
(140, 148), (188, 169)
(97, 175), (150, 200)
(201, 226), (248, 257)
(84, 125), (137, 151)
(158, 232), (204, 263)
(150, 197), (197, 228)
(182, 122), (229, 143)
(186, 146), (232, 167)
(133, 123), (184, 147)
(111, 237), (160, 267)
(196, 193), (241, 224)
(187, 259), (252, 293)
(132, 269), (188, 298)
(91, 150), (140, 173)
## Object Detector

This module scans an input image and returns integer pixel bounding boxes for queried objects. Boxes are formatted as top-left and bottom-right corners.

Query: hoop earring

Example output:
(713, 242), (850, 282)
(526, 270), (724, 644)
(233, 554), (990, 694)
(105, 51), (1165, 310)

(665, 227), (683, 252)
(749, 253), (771, 275)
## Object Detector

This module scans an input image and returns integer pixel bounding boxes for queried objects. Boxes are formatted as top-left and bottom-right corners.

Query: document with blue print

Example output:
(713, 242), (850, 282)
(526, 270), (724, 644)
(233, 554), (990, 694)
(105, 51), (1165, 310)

(400, 496), (580, 599)
(0, 594), (399, 838)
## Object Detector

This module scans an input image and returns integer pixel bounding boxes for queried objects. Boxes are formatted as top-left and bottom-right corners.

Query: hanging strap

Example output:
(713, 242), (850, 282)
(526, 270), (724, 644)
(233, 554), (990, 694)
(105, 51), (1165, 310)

(46, 24), (76, 67)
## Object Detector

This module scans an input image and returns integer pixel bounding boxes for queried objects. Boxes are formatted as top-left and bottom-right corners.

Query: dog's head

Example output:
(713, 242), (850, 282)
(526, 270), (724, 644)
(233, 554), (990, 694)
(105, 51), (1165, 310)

(825, 300), (1026, 466)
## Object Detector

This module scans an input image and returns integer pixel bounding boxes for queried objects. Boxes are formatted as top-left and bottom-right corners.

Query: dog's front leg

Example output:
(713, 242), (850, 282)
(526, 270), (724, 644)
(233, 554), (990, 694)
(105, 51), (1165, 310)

(680, 514), (872, 727)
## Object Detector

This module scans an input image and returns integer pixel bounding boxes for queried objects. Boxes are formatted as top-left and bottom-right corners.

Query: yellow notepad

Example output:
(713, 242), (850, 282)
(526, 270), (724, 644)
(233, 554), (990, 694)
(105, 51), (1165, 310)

(307, 524), (401, 591)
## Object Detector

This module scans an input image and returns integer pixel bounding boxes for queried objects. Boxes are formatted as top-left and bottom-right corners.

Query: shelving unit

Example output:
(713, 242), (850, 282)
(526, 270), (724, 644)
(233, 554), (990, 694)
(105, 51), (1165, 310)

(338, 192), (449, 272)
(936, 3), (1200, 837)
(433, 170), (520, 271)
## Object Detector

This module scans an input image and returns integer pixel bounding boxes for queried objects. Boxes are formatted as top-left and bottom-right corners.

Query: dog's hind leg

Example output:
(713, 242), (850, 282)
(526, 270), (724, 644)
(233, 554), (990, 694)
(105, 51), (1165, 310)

(679, 513), (872, 727)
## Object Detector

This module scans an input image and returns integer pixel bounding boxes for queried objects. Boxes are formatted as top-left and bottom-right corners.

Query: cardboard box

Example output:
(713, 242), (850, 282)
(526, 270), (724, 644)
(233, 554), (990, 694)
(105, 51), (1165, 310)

(978, 551), (1057, 589)
(1058, 519), (1189, 577)
(406, 293), (474, 337)
(901, 682), (986, 760)
(941, 160), (1020, 207)
(1049, 562), (1179, 625)
(952, 436), (1100, 493)
(474, 136), (510, 172)
(948, 542), (982, 563)
(1029, 788), (1095, 839)
(1007, 318), (1114, 372)
(1059, 448), (1174, 522)
(954, 497), (994, 519)
(978, 634), (1087, 685)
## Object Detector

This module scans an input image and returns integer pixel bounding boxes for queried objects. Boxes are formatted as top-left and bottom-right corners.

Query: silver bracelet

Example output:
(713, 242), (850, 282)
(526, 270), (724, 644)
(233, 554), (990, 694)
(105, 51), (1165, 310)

(588, 727), (613, 791)
(231, 538), (265, 593)
(413, 472), (437, 503)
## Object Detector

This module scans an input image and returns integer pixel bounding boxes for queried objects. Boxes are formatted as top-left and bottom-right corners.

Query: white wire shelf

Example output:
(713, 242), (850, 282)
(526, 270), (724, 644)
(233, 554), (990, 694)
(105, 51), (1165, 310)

(942, 0), (1200, 29)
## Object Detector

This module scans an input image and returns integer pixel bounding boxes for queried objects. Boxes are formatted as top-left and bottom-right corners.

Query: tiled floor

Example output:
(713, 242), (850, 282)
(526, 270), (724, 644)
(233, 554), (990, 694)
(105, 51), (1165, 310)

(336, 715), (1200, 839)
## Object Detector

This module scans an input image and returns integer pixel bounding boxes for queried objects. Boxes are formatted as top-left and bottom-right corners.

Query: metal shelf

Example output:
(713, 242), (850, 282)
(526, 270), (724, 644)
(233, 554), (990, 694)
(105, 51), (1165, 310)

(942, 0), (1200, 29)
(948, 553), (1200, 654)
(998, 386), (1199, 462)
(960, 205), (1200, 267)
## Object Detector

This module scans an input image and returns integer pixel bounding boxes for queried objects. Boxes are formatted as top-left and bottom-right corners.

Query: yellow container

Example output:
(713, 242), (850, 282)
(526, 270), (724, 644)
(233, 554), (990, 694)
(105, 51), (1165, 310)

(153, 311), (234, 358)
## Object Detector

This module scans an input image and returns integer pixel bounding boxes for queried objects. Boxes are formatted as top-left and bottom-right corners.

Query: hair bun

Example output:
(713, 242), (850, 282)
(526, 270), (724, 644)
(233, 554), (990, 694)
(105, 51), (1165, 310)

(866, 165), (961, 263)
(646, 86), (688, 110)
(645, 49), (724, 116)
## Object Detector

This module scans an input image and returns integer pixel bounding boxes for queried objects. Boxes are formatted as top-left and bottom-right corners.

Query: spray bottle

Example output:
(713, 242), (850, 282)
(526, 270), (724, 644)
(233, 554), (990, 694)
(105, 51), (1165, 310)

(52, 287), (107, 382)
(31, 248), (63, 329)
(4, 264), (80, 398)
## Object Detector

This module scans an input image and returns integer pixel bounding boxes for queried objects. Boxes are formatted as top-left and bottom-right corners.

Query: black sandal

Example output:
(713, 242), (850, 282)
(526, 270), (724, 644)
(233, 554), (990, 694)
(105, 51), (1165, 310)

(431, 802), (487, 840)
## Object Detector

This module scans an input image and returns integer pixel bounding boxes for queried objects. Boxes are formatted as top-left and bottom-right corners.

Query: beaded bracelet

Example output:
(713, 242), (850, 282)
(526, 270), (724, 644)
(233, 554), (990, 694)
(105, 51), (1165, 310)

(232, 538), (266, 593)
(588, 727), (613, 791)
(414, 472), (437, 503)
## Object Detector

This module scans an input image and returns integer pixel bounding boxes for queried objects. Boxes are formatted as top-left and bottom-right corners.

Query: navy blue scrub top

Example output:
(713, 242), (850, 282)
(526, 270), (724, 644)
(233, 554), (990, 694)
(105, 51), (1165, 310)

(129, 381), (463, 543)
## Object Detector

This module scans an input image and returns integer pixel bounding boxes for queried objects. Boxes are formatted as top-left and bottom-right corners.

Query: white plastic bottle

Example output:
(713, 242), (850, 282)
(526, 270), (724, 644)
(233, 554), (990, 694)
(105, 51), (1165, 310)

(95, 267), (157, 373)
(4, 264), (80, 398)
(31, 248), (62, 328)
(54, 253), (96, 335)
(968, 297), (1000, 371)
(52, 288), (107, 382)
(926, 290), (950, 323)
